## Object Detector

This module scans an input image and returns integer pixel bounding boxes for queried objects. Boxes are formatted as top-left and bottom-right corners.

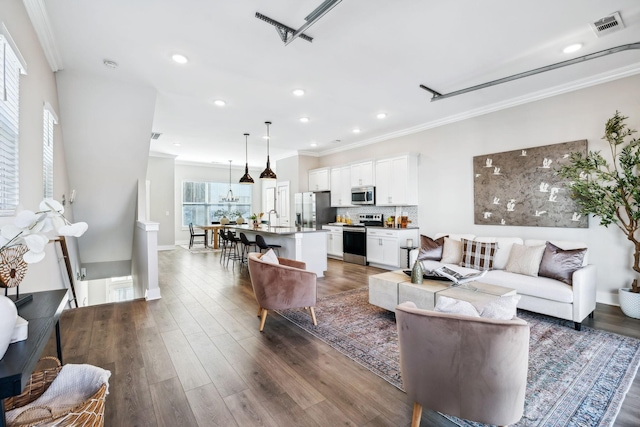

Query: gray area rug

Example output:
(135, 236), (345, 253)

(277, 287), (640, 427)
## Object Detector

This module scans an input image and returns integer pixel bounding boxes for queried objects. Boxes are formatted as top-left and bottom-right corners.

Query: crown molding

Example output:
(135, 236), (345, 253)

(149, 151), (178, 159)
(23, 0), (64, 72)
(318, 63), (640, 156)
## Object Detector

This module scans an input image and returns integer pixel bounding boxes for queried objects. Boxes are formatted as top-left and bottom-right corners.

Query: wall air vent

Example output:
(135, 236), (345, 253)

(590, 12), (624, 37)
(150, 132), (162, 140)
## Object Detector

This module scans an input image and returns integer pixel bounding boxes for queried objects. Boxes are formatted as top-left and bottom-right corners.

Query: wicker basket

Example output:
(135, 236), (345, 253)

(3, 357), (107, 427)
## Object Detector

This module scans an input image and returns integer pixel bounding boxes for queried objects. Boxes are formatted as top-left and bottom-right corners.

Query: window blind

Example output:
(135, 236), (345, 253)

(0, 36), (22, 215)
(42, 105), (57, 199)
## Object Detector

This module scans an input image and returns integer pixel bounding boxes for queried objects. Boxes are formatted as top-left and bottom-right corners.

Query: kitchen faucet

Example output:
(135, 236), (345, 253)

(268, 209), (279, 227)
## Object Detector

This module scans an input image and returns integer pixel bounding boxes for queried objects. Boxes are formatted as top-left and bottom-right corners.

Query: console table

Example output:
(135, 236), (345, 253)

(0, 289), (68, 426)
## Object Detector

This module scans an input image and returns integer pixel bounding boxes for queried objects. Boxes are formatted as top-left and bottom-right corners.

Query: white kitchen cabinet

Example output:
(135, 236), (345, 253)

(350, 161), (375, 187)
(366, 228), (419, 269)
(308, 167), (330, 192)
(322, 225), (343, 258)
(330, 166), (352, 207)
(375, 154), (419, 206)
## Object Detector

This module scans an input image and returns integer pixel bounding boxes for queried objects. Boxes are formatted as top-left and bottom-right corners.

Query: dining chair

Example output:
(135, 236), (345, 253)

(188, 223), (207, 249)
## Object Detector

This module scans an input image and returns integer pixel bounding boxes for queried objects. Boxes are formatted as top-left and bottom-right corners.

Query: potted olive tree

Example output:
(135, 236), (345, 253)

(558, 111), (640, 318)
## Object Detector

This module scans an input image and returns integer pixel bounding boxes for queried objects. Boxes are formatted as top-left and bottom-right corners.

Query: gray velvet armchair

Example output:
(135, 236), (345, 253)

(396, 301), (530, 427)
(247, 252), (317, 332)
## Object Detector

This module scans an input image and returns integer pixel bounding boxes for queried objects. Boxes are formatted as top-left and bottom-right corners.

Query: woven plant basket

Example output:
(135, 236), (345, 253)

(3, 357), (107, 427)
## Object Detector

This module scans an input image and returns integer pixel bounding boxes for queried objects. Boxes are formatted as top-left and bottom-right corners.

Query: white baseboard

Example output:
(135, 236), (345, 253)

(158, 245), (175, 251)
(597, 290), (619, 306)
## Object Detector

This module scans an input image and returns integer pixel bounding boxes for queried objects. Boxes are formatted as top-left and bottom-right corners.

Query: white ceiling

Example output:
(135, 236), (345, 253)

(34, 0), (640, 167)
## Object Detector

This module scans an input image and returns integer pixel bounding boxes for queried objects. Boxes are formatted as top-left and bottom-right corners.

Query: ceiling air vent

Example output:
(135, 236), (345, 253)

(150, 132), (162, 140)
(590, 12), (624, 37)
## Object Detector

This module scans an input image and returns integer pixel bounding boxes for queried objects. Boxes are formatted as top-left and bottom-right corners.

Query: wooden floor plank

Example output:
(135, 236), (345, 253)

(111, 367), (158, 427)
(149, 376), (199, 427)
(160, 329), (211, 391)
(238, 335), (326, 409)
(185, 331), (248, 398)
(223, 389), (280, 427)
(137, 326), (178, 385)
(185, 383), (239, 427)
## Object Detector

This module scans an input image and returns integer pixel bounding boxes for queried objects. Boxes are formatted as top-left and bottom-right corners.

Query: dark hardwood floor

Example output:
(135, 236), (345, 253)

(42, 248), (640, 426)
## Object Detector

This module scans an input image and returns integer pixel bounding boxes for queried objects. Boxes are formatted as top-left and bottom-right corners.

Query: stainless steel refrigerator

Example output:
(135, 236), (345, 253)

(294, 191), (336, 230)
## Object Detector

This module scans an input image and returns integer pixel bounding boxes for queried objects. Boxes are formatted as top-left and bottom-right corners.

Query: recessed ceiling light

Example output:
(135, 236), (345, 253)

(173, 142), (181, 147)
(292, 89), (305, 96)
(353, 128), (361, 133)
(172, 54), (188, 64)
(213, 100), (226, 107)
(300, 117), (310, 123)
(563, 43), (583, 54)
(310, 142), (317, 147)
(376, 113), (387, 119)
(103, 59), (118, 69)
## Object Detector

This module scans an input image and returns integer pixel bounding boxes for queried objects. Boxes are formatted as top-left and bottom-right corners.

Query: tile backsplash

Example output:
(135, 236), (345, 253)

(336, 206), (418, 226)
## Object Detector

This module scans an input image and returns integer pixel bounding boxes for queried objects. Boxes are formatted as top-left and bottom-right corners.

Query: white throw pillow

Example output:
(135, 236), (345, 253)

(440, 238), (463, 265)
(505, 243), (545, 277)
(435, 296), (480, 317)
(477, 295), (521, 320)
(260, 249), (279, 264)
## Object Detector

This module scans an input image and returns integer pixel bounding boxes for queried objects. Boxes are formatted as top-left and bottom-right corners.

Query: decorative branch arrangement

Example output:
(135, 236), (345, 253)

(558, 111), (640, 292)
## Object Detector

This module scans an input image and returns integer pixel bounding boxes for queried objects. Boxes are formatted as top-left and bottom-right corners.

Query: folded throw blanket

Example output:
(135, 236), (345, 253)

(6, 363), (110, 425)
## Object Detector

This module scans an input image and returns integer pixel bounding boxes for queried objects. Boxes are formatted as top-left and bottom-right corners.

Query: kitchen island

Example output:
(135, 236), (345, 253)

(226, 225), (329, 277)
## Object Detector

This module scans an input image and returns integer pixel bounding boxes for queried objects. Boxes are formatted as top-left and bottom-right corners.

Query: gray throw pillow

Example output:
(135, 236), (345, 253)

(538, 241), (586, 285)
(417, 235), (447, 261)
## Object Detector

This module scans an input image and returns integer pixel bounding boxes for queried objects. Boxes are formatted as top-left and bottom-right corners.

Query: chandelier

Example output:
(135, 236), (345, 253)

(222, 160), (239, 202)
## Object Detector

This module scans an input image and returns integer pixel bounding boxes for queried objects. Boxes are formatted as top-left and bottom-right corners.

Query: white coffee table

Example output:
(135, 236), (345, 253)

(369, 270), (515, 312)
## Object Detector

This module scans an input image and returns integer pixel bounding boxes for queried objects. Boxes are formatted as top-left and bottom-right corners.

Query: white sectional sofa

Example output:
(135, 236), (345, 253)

(409, 233), (597, 330)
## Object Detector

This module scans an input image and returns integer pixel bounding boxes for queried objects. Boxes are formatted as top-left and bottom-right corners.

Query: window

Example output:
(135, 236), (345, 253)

(0, 26), (27, 215)
(182, 180), (252, 227)
(42, 103), (57, 198)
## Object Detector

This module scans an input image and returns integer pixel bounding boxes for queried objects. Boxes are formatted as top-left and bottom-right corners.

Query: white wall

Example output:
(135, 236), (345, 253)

(319, 74), (640, 305)
(55, 70), (157, 265)
(147, 154), (176, 248)
(0, 2), (81, 300)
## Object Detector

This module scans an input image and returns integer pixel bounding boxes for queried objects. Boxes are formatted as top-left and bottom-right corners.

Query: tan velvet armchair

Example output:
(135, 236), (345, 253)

(247, 252), (318, 332)
(396, 301), (530, 427)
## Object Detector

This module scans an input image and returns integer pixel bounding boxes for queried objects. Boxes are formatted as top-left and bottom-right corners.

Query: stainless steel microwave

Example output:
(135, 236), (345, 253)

(351, 186), (375, 205)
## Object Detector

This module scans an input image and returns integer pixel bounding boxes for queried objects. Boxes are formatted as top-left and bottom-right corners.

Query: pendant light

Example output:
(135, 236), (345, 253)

(239, 133), (254, 184)
(222, 160), (239, 202)
(259, 121), (277, 180)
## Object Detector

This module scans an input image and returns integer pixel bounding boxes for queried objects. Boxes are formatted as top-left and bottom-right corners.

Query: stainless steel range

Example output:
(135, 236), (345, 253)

(342, 213), (383, 265)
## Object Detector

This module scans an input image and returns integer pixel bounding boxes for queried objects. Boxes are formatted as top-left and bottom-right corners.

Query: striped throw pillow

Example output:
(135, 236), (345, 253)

(460, 239), (498, 270)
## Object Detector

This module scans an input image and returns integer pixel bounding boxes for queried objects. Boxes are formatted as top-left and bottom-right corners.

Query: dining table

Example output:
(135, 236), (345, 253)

(197, 224), (226, 249)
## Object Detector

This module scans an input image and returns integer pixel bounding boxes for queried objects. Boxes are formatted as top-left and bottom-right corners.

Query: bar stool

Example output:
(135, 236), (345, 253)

(225, 230), (243, 267)
(239, 232), (258, 264)
(255, 234), (281, 256)
(218, 230), (229, 262)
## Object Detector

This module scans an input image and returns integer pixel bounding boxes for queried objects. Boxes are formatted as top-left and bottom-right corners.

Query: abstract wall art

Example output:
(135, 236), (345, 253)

(473, 140), (588, 228)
